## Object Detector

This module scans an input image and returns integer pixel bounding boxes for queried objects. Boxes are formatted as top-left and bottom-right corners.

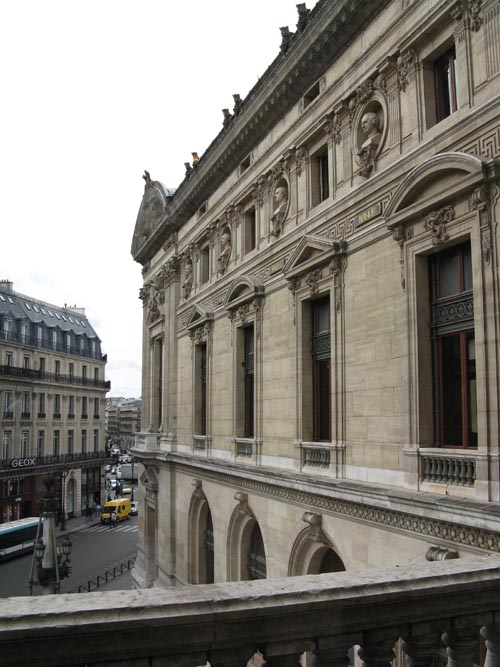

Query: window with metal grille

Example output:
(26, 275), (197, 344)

(312, 297), (331, 442)
(429, 242), (476, 448)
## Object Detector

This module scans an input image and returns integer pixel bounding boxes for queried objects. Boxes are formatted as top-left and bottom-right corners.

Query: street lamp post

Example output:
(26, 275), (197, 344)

(29, 476), (72, 595)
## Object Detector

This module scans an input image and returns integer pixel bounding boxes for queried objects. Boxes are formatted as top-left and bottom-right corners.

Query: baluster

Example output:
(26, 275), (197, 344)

(429, 458), (437, 482)
(451, 459), (460, 485)
(358, 631), (397, 667)
(467, 459), (475, 487)
(459, 459), (467, 486)
(209, 646), (257, 667)
(313, 634), (359, 667)
(401, 633), (440, 667)
(443, 459), (450, 484)
(481, 624), (500, 667)
(424, 457), (431, 482)
(436, 458), (443, 483)
(442, 629), (476, 667)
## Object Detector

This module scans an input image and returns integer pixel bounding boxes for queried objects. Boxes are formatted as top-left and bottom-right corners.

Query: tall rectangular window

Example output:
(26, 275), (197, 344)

(434, 47), (457, 122)
(244, 326), (254, 438)
(21, 431), (29, 458)
(94, 367), (99, 382)
(430, 242), (476, 448)
(22, 392), (30, 418)
(67, 429), (74, 455)
(82, 396), (88, 418)
(200, 246), (210, 284)
(4, 391), (13, 417)
(68, 395), (75, 418)
(93, 429), (99, 452)
(311, 146), (329, 207)
(39, 357), (45, 373)
(55, 359), (60, 375)
(195, 343), (208, 435)
(23, 355), (30, 369)
(311, 297), (331, 441)
(82, 365), (87, 381)
(54, 394), (61, 418)
(69, 362), (74, 378)
(53, 430), (60, 456)
(244, 208), (256, 254)
(37, 430), (45, 458)
(93, 397), (100, 418)
(38, 393), (45, 417)
(5, 352), (12, 367)
(81, 429), (87, 453)
(3, 432), (11, 460)
(52, 330), (57, 350)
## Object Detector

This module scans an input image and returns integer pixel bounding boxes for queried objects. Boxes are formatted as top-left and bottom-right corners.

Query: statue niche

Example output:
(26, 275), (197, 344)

(270, 179), (289, 238)
(354, 103), (384, 178)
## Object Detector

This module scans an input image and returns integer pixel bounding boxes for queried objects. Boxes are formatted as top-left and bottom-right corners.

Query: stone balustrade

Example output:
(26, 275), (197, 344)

(420, 450), (477, 486)
(1, 556), (500, 667)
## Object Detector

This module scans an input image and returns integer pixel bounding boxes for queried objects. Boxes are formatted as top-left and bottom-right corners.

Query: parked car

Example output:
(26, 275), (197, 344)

(130, 501), (139, 515)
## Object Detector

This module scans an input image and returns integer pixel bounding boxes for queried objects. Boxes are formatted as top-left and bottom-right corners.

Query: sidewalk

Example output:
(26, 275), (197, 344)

(56, 514), (135, 592)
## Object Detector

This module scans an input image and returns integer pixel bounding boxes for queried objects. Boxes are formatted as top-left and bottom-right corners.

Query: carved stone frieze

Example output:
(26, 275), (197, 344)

(180, 464), (500, 554)
(424, 205), (454, 245)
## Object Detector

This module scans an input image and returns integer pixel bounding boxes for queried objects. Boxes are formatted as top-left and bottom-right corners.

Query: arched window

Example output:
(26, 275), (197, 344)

(247, 523), (266, 580)
(204, 509), (214, 584)
(319, 548), (345, 573)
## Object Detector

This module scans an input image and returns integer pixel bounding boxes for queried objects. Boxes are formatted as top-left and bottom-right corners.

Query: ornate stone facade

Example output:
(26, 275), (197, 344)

(131, 0), (500, 600)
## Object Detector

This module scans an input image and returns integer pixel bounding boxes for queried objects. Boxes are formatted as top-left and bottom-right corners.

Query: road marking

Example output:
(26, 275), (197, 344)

(85, 524), (138, 533)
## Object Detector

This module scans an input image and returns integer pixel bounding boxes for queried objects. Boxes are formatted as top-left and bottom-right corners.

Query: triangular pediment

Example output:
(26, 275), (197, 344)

(131, 180), (173, 258)
(186, 304), (213, 331)
(284, 235), (346, 281)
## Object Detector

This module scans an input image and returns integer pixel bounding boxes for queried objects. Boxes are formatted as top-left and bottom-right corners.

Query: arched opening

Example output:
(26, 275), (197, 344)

(314, 547), (346, 574)
(247, 522), (266, 580)
(202, 505), (214, 584)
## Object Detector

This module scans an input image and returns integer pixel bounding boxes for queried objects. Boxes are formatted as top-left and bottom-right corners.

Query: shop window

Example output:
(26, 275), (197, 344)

(430, 242), (477, 448)
(311, 145), (329, 207)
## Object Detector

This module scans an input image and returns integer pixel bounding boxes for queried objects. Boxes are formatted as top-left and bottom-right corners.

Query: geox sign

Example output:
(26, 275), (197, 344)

(11, 458), (36, 468)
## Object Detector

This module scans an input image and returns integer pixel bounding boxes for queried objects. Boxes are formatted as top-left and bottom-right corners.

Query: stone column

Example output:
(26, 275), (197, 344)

(313, 633), (359, 667)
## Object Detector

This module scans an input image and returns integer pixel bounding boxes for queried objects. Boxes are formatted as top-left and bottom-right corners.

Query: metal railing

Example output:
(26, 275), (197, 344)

(0, 364), (110, 389)
(68, 554), (136, 594)
(0, 329), (106, 361)
(0, 449), (108, 471)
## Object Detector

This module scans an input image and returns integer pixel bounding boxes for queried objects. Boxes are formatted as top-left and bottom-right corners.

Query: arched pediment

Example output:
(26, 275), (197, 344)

(385, 152), (488, 229)
(284, 235), (347, 281)
(224, 275), (265, 312)
(186, 304), (214, 331)
(131, 179), (174, 257)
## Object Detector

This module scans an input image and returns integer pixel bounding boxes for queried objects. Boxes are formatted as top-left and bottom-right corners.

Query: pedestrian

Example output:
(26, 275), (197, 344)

(110, 511), (117, 529)
(85, 506), (92, 523)
(96, 503), (101, 516)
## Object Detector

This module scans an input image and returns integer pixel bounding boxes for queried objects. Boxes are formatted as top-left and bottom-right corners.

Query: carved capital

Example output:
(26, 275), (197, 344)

(234, 491), (254, 517)
(397, 49), (416, 92)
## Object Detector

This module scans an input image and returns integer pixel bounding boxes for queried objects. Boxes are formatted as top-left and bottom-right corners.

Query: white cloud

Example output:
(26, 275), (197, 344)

(0, 0), (302, 396)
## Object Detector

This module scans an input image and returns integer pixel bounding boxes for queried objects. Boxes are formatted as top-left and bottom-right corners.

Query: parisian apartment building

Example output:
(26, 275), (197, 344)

(106, 396), (141, 451)
(0, 280), (110, 522)
(130, 0), (500, 601)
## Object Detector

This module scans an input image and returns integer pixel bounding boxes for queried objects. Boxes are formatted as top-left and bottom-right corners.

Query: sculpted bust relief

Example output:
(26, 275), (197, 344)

(270, 183), (289, 237)
(356, 108), (384, 177)
(218, 229), (232, 275)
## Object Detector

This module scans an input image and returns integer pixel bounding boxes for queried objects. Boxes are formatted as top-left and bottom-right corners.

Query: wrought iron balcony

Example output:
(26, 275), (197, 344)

(0, 556), (499, 666)
(0, 364), (110, 390)
(0, 449), (108, 473)
(0, 328), (106, 361)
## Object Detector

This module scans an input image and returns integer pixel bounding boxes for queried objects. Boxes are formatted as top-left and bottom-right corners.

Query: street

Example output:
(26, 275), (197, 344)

(0, 515), (138, 597)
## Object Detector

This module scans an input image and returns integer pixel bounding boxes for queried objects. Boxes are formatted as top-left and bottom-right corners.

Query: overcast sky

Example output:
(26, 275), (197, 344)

(0, 0), (301, 398)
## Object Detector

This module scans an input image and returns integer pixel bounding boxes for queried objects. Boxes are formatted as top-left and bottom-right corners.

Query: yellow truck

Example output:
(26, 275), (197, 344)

(100, 498), (131, 524)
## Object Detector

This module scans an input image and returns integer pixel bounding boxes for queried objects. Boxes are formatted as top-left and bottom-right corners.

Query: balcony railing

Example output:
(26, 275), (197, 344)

(0, 329), (105, 361)
(0, 449), (108, 472)
(420, 449), (477, 487)
(0, 364), (110, 390)
(1, 556), (500, 667)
